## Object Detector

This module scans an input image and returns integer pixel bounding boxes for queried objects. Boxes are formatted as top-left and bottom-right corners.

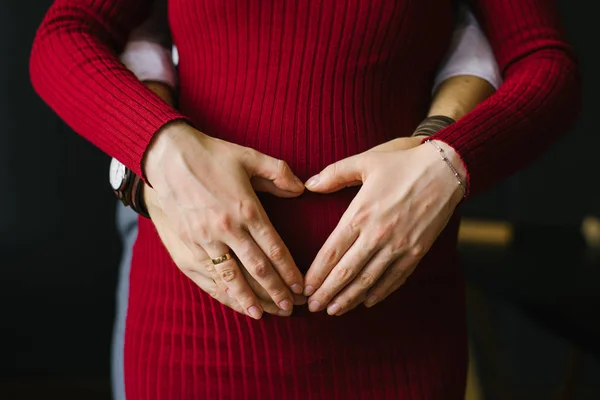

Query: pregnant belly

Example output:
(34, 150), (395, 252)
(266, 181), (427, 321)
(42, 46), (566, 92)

(257, 188), (359, 274)
(259, 187), (461, 281)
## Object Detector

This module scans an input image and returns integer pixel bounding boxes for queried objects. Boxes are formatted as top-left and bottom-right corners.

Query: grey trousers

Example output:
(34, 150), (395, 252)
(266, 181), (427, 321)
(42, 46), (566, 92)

(111, 204), (138, 400)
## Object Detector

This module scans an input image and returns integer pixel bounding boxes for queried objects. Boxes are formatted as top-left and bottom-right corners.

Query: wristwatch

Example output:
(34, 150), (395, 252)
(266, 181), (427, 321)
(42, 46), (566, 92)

(109, 158), (150, 218)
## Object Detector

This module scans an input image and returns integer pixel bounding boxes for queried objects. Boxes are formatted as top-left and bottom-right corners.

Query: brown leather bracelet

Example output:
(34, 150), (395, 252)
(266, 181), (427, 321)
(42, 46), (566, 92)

(411, 115), (456, 137)
(130, 174), (150, 219)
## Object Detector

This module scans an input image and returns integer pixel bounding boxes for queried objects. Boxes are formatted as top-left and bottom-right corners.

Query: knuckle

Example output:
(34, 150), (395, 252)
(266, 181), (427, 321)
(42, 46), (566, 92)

(266, 245), (286, 263)
(409, 243), (425, 258)
(359, 272), (376, 288)
(220, 268), (237, 282)
(322, 248), (338, 266)
(349, 209), (369, 232)
(267, 286), (288, 300)
(336, 294), (353, 308)
(239, 200), (260, 222)
(250, 260), (270, 279)
(335, 267), (353, 282)
(316, 289), (331, 301)
(280, 269), (298, 284)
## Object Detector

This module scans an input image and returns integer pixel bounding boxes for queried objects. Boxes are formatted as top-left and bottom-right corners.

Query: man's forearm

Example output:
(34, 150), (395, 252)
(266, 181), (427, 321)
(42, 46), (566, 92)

(144, 81), (174, 106)
(428, 75), (495, 121)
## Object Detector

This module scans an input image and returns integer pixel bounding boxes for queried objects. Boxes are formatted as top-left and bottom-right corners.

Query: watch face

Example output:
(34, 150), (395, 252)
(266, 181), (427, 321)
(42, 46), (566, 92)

(109, 158), (127, 190)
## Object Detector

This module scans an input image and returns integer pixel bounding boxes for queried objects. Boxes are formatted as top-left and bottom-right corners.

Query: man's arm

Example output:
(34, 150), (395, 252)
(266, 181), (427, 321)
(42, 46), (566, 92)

(427, 6), (500, 122)
(119, 0), (176, 91)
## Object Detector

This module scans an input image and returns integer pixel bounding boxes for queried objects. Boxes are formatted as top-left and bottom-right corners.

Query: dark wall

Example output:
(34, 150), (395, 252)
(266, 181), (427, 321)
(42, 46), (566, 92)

(0, 0), (596, 378)
(0, 1), (120, 377)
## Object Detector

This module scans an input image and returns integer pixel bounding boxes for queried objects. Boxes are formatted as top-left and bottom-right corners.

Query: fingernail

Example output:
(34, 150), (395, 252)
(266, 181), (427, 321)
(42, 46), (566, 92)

(294, 176), (303, 186)
(291, 283), (303, 295)
(365, 295), (378, 308)
(305, 175), (320, 188)
(308, 301), (321, 312)
(247, 306), (262, 319)
(279, 299), (292, 311)
(225, 288), (232, 298)
(278, 309), (292, 317)
(327, 303), (341, 315)
(304, 285), (315, 296)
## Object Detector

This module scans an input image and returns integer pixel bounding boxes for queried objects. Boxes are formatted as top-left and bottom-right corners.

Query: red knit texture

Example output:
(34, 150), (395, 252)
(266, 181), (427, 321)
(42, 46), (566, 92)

(30, 1), (580, 399)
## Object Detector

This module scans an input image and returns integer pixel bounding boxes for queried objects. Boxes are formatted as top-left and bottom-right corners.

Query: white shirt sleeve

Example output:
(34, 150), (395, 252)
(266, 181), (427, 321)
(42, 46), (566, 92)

(119, 0), (178, 89)
(432, 5), (503, 93)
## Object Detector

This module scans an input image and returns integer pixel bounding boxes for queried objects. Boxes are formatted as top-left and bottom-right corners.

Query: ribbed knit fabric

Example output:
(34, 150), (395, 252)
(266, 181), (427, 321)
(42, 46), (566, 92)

(30, 1), (580, 399)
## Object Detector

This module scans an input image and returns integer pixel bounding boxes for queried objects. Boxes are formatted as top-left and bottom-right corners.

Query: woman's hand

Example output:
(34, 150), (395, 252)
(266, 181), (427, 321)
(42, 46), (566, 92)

(303, 139), (466, 316)
(145, 186), (306, 316)
(143, 122), (306, 320)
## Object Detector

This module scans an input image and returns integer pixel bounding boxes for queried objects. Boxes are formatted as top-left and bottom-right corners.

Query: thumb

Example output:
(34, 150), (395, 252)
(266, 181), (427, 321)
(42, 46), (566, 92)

(251, 177), (304, 198)
(243, 151), (305, 193)
(305, 155), (364, 193)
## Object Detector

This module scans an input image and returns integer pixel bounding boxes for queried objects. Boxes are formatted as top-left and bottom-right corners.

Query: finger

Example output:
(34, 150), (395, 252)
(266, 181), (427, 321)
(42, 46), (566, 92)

(227, 232), (295, 312)
(308, 235), (377, 312)
(242, 151), (304, 193)
(186, 270), (245, 315)
(261, 299), (293, 316)
(189, 270), (289, 317)
(304, 154), (364, 193)
(364, 255), (419, 307)
(244, 209), (304, 295)
(202, 256), (233, 298)
(304, 203), (363, 296)
(203, 242), (265, 320)
(325, 249), (394, 315)
(241, 266), (306, 306)
(239, 265), (298, 315)
(251, 176), (304, 198)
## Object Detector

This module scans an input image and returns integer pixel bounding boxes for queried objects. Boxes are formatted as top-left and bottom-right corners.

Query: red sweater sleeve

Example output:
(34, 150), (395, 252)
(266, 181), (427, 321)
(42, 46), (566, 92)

(29, 0), (186, 178)
(429, 0), (582, 197)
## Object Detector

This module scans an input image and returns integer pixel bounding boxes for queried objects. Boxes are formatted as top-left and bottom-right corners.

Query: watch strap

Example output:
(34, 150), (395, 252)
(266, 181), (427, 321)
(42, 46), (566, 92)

(411, 115), (456, 137)
(130, 173), (151, 219)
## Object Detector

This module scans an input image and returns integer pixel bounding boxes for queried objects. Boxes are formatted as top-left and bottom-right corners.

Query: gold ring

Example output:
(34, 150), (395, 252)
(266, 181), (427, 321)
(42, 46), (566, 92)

(211, 252), (232, 265)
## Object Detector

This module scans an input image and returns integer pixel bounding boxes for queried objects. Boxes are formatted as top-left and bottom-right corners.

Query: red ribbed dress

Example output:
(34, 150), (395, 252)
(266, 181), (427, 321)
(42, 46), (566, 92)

(30, 1), (580, 399)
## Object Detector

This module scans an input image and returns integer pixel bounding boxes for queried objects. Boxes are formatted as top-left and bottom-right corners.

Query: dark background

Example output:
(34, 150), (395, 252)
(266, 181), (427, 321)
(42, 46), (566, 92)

(1, 0), (598, 398)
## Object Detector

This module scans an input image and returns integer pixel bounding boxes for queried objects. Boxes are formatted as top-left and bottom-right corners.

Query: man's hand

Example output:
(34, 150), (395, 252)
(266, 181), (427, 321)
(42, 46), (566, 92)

(141, 81), (306, 318)
(144, 185), (306, 316)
